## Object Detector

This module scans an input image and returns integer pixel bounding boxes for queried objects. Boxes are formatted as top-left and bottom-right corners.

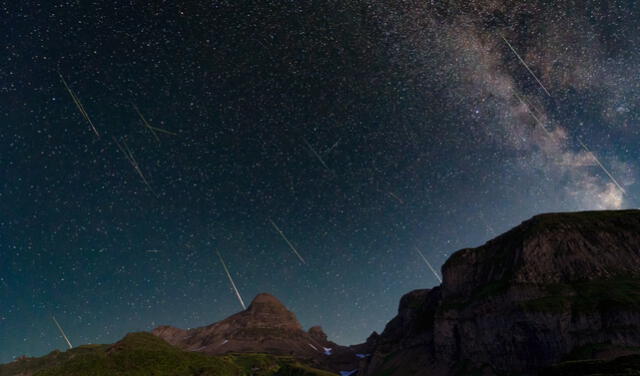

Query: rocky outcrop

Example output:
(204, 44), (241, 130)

(309, 326), (329, 343)
(362, 210), (640, 376)
(151, 325), (187, 345)
(152, 293), (358, 372)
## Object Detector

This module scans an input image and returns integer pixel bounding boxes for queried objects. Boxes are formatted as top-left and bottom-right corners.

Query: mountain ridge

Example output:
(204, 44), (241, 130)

(152, 293), (336, 354)
(361, 209), (640, 375)
(151, 293), (362, 373)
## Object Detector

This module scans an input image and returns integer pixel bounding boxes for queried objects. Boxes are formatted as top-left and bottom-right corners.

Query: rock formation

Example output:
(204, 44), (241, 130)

(152, 293), (358, 371)
(362, 210), (640, 375)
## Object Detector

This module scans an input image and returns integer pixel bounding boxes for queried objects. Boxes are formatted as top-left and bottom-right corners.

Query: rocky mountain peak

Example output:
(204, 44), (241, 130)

(247, 293), (288, 311)
(242, 293), (302, 330)
(151, 292), (343, 364)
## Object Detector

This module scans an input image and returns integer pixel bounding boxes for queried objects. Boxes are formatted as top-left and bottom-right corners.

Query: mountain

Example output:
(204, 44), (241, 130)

(360, 210), (640, 375)
(153, 294), (322, 356)
(0, 332), (337, 376)
(152, 293), (361, 372)
(153, 293), (326, 355)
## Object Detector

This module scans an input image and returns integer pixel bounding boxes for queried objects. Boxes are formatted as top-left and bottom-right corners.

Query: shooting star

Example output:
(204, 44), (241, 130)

(388, 191), (404, 204)
(501, 36), (552, 97)
(52, 316), (73, 349)
(303, 138), (333, 174)
(415, 247), (442, 283)
(268, 218), (306, 264)
(514, 92), (553, 137)
(58, 72), (100, 138)
(516, 92), (544, 117)
(113, 137), (155, 194)
(132, 104), (176, 144)
(323, 138), (341, 155)
(577, 139), (626, 194)
(216, 251), (246, 310)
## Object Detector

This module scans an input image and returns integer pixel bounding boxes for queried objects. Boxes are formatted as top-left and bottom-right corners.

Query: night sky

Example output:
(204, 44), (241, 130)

(2, 0), (640, 362)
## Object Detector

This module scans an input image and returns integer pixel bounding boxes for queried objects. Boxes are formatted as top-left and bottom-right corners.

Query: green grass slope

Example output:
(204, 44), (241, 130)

(0, 332), (337, 376)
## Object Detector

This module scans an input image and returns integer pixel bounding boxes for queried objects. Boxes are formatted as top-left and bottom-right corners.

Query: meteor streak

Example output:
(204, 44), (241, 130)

(388, 191), (404, 204)
(323, 138), (341, 154)
(132, 104), (176, 143)
(216, 251), (246, 310)
(501, 36), (552, 97)
(577, 139), (626, 194)
(113, 137), (155, 194)
(58, 72), (100, 137)
(517, 93), (544, 117)
(303, 138), (333, 174)
(514, 93), (553, 137)
(268, 218), (306, 264)
(52, 316), (73, 349)
(415, 247), (442, 283)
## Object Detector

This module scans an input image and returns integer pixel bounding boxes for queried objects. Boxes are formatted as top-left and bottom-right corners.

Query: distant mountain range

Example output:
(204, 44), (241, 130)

(3, 210), (640, 376)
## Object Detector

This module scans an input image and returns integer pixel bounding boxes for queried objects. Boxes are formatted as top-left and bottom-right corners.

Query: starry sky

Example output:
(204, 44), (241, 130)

(2, 0), (640, 363)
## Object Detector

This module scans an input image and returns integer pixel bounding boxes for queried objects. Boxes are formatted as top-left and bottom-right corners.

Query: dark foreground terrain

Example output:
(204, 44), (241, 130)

(0, 332), (337, 376)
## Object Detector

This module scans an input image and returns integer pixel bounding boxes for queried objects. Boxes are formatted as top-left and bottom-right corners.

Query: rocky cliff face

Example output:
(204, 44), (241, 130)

(362, 210), (640, 376)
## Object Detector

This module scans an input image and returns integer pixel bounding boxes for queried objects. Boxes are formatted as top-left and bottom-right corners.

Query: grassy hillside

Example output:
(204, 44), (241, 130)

(0, 332), (337, 376)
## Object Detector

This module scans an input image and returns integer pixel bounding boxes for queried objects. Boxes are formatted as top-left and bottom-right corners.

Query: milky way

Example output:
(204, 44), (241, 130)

(1, 0), (639, 362)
